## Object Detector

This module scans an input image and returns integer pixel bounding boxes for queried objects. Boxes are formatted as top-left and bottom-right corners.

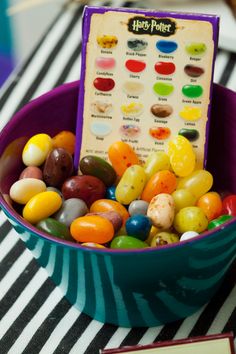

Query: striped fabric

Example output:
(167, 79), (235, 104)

(0, 1), (235, 353)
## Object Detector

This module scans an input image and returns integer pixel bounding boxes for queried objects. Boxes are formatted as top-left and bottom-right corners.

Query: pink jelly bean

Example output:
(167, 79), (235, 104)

(95, 57), (116, 70)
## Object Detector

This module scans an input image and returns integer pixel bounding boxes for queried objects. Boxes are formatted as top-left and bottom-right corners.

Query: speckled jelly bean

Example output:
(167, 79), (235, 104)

(119, 125), (140, 138)
(150, 104), (173, 118)
(87, 211), (122, 233)
(23, 191), (62, 224)
(93, 77), (115, 92)
(128, 200), (149, 216)
(52, 130), (76, 155)
(174, 206), (208, 233)
(154, 61), (175, 75)
(125, 215), (152, 241)
(150, 232), (179, 247)
(180, 231), (199, 242)
(185, 42), (206, 56)
(178, 128), (199, 142)
(172, 188), (197, 212)
(149, 127), (171, 140)
(22, 133), (52, 166)
(110, 236), (148, 249)
(108, 141), (139, 177)
(97, 35), (118, 48)
(95, 57), (116, 70)
(79, 155), (116, 187)
(127, 38), (148, 51)
(184, 64), (204, 78)
(121, 102), (143, 116)
(10, 178), (46, 204)
(167, 135), (196, 177)
(153, 82), (174, 96)
(179, 106), (202, 121)
(54, 198), (88, 227)
(141, 170), (177, 203)
(91, 101), (112, 115)
(123, 81), (144, 95)
(90, 199), (129, 225)
(115, 165), (146, 205)
(19, 166), (43, 180)
(177, 170), (213, 199)
(70, 215), (114, 244)
(156, 40), (178, 54)
(196, 192), (222, 221)
(222, 195), (236, 216)
(182, 85), (203, 98)
(36, 218), (72, 241)
(144, 151), (170, 180)
(147, 193), (175, 230)
(125, 59), (146, 73)
(208, 215), (233, 230)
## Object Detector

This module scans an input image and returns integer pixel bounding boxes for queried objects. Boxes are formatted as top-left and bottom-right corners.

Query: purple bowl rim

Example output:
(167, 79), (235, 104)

(1, 80), (236, 255)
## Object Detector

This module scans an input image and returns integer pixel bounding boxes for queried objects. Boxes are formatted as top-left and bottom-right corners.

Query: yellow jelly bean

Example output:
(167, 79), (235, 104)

(179, 106), (202, 121)
(172, 188), (197, 212)
(121, 102), (143, 116)
(115, 165), (146, 205)
(108, 141), (140, 177)
(22, 133), (53, 166)
(144, 151), (170, 180)
(23, 191), (62, 224)
(177, 169), (213, 199)
(174, 206), (208, 233)
(10, 178), (46, 204)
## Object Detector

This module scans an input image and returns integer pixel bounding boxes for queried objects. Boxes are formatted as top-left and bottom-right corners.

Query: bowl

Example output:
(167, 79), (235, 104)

(0, 81), (236, 328)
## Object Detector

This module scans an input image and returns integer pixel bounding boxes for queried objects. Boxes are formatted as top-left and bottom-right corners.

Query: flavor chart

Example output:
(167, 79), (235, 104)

(75, 6), (219, 169)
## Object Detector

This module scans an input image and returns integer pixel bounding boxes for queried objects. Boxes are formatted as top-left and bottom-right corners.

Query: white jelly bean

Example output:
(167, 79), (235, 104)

(10, 178), (46, 204)
(22, 133), (52, 166)
(180, 231), (199, 241)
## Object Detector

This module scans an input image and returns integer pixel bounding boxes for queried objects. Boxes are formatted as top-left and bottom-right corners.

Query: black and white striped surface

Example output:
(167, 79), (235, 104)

(0, 1), (236, 353)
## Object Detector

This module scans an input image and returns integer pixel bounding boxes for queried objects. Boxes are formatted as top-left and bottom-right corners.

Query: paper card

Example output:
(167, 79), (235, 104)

(74, 6), (219, 169)
(100, 332), (235, 354)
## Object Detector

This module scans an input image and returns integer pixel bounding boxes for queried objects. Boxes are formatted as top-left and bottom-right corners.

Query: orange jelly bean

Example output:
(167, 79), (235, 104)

(70, 215), (114, 243)
(196, 191), (223, 221)
(52, 130), (76, 155)
(141, 170), (177, 202)
(90, 199), (129, 225)
(108, 141), (139, 177)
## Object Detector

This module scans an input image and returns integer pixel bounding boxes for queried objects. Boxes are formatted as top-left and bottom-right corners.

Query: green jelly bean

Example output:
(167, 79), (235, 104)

(36, 218), (73, 241)
(182, 85), (203, 98)
(110, 235), (148, 249)
(185, 42), (206, 56)
(208, 215), (233, 230)
(178, 128), (199, 142)
(153, 82), (174, 96)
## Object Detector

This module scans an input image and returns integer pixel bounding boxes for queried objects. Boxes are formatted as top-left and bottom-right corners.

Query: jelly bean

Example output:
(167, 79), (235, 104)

(185, 42), (206, 56)
(91, 101), (112, 115)
(151, 232), (179, 247)
(179, 106), (201, 121)
(54, 198), (88, 227)
(36, 218), (72, 241)
(127, 38), (148, 51)
(182, 85), (203, 98)
(108, 141), (139, 177)
(121, 102), (143, 116)
(19, 166), (43, 180)
(22, 133), (52, 166)
(70, 215), (114, 243)
(95, 57), (116, 70)
(154, 61), (175, 75)
(97, 35), (118, 48)
(150, 104), (173, 118)
(115, 165), (146, 205)
(178, 128), (199, 142)
(167, 135), (195, 177)
(93, 77), (115, 92)
(147, 193), (175, 230)
(222, 195), (236, 216)
(149, 127), (171, 140)
(81, 242), (106, 249)
(43, 148), (74, 188)
(125, 215), (152, 241)
(184, 64), (204, 78)
(141, 170), (177, 202)
(172, 188), (197, 212)
(62, 175), (106, 207)
(144, 151), (170, 180)
(180, 231), (199, 242)
(177, 170), (213, 199)
(119, 125), (140, 138)
(90, 199), (129, 225)
(110, 236), (148, 249)
(123, 81), (144, 95)
(10, 178), (46, 204)
(90, 121), (112, 137)
(52, 130), (76, 155)
(128, 200), (149, 216)
(153, 82), (174, 96)
(125, 59), (146, 73)
(208, 215), (233, 230)
(156, 40), (178, 54)
(23, 191), (62, 224)
(86, 211), (122, 233)
(105, 185), (117, 201)
(174, 206), (208, 233)
(196, 192), (222, 221)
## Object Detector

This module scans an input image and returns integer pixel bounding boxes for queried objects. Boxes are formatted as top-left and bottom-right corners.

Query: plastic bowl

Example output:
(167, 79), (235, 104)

(0, 81), (236, 327)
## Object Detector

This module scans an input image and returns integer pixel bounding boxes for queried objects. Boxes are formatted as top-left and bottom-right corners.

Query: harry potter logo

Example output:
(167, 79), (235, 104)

(128, 16), (176, 36)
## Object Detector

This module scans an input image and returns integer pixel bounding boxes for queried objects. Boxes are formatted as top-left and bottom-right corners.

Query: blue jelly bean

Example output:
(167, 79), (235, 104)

(105, 185), (117, 201)
(156, 40), (178, 54)
(125, 214), (152, 241)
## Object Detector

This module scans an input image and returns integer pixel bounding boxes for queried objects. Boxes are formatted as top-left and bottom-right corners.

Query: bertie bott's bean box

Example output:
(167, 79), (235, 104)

(74, 6), (219, 169)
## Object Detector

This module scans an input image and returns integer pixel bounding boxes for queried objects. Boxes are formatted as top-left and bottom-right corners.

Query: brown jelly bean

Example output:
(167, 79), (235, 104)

(150, 104), (173, 118)
(184, 64), (205, 78)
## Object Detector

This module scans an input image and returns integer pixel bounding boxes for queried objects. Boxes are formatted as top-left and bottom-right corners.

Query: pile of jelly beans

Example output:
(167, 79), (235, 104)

(8, 130), (236, 249)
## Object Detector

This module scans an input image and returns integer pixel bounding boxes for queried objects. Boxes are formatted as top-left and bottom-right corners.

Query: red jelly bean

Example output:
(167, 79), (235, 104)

(125, 59), (146, 73)
(93, 77), (115, 92)
(222, 195), (236, 216)
(155, 61), (176, 75)
(149, 127), (171, 140)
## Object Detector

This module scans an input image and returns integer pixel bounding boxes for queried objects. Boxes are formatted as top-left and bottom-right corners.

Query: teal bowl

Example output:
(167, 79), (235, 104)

(0, 81), (236, 327)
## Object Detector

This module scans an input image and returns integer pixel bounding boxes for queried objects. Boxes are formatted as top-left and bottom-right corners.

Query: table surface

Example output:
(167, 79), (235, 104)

(0, 1), (236, 353)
